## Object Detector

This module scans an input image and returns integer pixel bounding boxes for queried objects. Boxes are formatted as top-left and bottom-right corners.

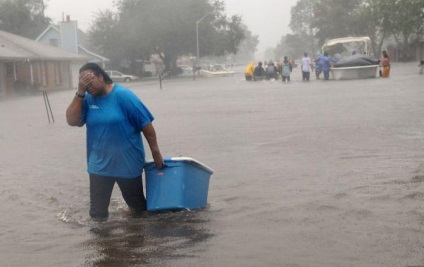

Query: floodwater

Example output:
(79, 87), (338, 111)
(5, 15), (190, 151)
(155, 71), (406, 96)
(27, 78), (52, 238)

(1, 63), (424, 267)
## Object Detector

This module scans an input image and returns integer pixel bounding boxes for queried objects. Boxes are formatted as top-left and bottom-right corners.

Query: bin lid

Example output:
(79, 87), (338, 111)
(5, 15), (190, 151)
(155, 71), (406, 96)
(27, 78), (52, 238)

(145, 157), (214, 174)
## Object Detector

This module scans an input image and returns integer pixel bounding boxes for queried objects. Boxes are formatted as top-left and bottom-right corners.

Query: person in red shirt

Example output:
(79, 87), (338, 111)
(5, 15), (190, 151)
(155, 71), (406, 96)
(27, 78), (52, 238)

(380, 50), (391, 78)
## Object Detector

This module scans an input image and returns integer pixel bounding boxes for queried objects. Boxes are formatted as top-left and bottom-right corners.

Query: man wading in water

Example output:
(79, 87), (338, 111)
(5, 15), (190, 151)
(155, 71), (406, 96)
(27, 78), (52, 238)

(66, 63), (165, 220)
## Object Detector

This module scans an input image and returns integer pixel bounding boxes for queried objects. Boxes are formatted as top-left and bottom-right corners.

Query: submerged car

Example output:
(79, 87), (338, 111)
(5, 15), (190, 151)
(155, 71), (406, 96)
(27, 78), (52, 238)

(179, 65), (193, 75)
(105, 70), (139, 82)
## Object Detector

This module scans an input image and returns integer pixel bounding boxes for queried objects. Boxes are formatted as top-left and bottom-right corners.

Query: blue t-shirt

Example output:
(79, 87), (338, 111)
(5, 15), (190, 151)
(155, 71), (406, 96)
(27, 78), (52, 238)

(81, 84), (154, 178)
(317, 55), (335, 71)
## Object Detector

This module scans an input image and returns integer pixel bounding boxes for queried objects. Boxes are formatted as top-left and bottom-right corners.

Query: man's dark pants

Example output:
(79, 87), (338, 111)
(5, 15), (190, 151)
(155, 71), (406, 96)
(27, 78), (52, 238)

(323, 69), (330, 80)
(89, 173), (146, 219)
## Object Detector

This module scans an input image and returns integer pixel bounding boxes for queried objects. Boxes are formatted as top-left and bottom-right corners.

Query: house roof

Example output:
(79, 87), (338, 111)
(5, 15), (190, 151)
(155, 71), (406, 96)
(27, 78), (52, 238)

(78, 45), (109, 62)
(0, 30), (88, 61)
(35, 23), (109, 62)
(77, 29), (110, 62)
(35, 24), (61, 42)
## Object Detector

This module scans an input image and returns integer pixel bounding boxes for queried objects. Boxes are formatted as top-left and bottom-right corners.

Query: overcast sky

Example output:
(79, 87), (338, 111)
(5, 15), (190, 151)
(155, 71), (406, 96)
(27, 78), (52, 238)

(45, 0), (298, 53)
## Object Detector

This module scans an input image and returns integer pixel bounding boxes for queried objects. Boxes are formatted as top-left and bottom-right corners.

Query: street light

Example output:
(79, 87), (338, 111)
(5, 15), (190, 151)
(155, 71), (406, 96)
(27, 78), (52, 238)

(196, 11), (213, 64)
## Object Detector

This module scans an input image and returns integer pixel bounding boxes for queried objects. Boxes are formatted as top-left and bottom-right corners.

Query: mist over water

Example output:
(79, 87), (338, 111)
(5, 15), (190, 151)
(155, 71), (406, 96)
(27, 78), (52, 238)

(1, 63), (424, 266)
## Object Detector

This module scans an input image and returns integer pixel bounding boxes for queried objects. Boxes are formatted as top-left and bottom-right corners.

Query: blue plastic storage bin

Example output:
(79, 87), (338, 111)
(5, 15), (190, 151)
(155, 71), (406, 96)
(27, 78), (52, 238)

(144, 157), (214, 211)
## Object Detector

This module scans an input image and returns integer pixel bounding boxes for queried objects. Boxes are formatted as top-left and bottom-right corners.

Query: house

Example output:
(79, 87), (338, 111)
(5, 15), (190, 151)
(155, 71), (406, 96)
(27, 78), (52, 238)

(0, 29), (88, 97)
(35, 16), (109, 68)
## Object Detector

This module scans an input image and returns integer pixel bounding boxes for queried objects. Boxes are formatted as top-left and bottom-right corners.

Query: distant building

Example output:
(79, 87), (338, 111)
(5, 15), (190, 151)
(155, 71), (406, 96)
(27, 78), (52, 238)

(35, 15), (109, 68)
(0, 29), (88, 97)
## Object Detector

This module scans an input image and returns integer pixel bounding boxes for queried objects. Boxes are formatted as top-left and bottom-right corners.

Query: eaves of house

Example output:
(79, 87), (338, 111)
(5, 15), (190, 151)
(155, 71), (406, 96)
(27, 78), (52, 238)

(0, 30), (88, 61)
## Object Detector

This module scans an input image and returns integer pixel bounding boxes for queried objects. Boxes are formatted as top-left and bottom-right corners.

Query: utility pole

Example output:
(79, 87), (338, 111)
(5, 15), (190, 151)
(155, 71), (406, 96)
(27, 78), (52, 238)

(195, 11), (213, 80)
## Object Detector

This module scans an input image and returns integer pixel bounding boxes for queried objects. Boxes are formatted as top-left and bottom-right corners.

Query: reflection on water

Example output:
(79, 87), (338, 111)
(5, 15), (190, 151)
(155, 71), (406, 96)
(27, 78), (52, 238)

(82, 210), (214, 267)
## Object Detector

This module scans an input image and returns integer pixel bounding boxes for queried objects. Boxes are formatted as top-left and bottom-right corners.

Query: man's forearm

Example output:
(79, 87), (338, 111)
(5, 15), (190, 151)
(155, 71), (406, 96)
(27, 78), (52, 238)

(66, 95), (84, 126)
(143, 123), (165, 168)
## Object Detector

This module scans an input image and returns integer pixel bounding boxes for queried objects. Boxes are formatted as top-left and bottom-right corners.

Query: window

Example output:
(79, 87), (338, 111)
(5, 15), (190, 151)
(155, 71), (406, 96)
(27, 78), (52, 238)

(5, 63), (13, 76)
(49, 38), (59, 47)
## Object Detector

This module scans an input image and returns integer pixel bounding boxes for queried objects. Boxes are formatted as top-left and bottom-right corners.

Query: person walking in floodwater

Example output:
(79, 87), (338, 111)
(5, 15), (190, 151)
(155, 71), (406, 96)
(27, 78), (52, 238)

(380, 50), (391, 78)
(244, 61), (255, 81)
(281, 56), (293, 82)
(66, 62), (165, 220)
(316, 52), (333, 80)
(314, 53), (323, 79)
(253, 61), (265, 81)
(301, 52), (312, 81)
(265, 61), (278, 80)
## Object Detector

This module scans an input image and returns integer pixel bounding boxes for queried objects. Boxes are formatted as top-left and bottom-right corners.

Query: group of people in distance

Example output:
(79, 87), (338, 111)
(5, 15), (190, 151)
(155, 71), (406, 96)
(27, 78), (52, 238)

(244, 56), (294, 82)
(245, 52), (335, 83)
(245, 50), (393, 82)
(300, 52), (333, 81)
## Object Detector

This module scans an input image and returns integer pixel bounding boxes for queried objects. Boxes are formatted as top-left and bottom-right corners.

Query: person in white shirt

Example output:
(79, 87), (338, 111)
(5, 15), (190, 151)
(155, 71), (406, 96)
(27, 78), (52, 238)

(301, 53), (312, 81)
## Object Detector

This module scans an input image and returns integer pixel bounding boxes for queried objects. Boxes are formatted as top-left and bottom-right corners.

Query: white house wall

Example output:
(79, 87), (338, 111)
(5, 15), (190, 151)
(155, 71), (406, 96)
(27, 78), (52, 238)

(60, 21), (79, 53)
(70, 62), (81, 88)
(37, 28), (61, 48)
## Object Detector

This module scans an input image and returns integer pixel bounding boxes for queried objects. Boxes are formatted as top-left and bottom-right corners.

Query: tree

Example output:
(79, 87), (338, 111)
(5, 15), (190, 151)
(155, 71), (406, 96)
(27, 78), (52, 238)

(357, 0), (424, 60)
(288, 0), (366, 56)
(263, 47), (276, 61)
(312, 0), (365, 45)
(0, 0), (50, 39)
(88, 10), (133, 68)
(286, 0), (424, 61)
(89, 0), (245, 72)
(354, 0), (387, 57)
(289, 0), (319, 55)
(389, 0), (424, 61)
(228, 24), (259, 63)
(274, 35), (290, 59)
(275, 34), (311, 59)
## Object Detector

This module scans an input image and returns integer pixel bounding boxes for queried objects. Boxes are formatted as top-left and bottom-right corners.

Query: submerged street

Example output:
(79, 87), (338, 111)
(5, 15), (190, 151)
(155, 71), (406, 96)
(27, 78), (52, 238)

(1, 63), (424, 267)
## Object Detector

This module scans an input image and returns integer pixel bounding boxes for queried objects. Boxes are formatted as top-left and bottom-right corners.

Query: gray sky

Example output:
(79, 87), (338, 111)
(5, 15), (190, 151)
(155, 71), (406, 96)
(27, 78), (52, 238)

(224, 0), (298, 51)
(45, 0), (298, 53)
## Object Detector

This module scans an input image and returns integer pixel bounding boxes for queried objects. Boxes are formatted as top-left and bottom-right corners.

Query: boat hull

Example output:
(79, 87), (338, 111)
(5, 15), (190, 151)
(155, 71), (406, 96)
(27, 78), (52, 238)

(331, 65), (379, 80)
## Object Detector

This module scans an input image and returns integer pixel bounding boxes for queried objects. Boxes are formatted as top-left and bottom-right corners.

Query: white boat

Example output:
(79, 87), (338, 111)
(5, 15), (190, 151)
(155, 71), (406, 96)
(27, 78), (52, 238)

(331, 65), (379, 80)
(322, 36), (379, 80)
(199, 64), (235, 77)
(199, 70), (235, 77)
